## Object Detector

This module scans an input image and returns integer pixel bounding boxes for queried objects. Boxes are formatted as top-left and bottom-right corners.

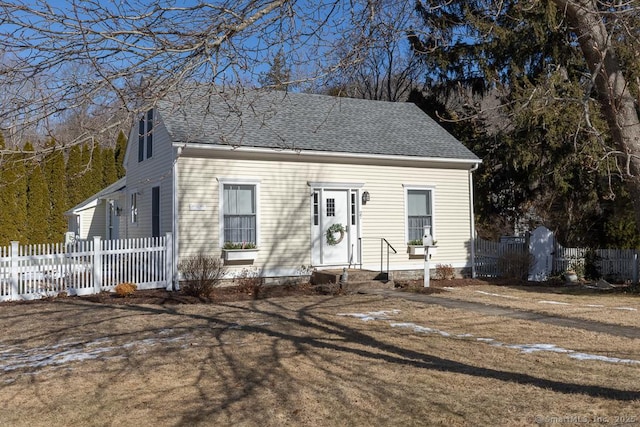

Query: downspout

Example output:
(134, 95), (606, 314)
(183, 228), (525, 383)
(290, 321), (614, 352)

(172, 146), (182, 290)
(469, 163), (479, 278)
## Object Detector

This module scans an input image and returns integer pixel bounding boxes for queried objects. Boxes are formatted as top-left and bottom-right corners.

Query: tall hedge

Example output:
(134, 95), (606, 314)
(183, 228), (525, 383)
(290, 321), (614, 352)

(0, 134), (27, 245)
(44, 140), (69, 242)
(24, 142), (49, 244)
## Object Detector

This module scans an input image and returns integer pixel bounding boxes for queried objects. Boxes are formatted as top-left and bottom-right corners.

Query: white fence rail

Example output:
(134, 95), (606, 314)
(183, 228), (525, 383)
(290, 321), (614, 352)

(475, 238), (528, 279)
(0, 233), (173, 301)
(475, 236), (639, 283)
(553, 246), (638, 283)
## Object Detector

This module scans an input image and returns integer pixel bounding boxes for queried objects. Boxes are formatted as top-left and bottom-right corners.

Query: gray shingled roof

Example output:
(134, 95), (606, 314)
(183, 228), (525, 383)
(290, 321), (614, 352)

(65, 177), (126, 214)
(156, 87), (479, 161)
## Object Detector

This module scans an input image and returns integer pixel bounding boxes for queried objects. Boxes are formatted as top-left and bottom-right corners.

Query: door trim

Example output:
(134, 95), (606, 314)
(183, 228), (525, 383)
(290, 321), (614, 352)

(309, 182), (363, 267)
(308, 181), (365, 189)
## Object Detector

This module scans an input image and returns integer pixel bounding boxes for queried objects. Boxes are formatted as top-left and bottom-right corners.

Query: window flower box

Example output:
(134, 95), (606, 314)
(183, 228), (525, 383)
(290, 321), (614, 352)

(408, 245), (425, 256)
(223, 248), (258, 262)
(408, 245), (437, 257)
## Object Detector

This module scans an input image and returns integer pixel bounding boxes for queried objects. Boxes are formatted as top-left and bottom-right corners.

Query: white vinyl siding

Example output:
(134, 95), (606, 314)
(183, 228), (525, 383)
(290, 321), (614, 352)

(124, 111), (174, 239)
(177, 153), (473, 273)
(75, 205), (106, 240)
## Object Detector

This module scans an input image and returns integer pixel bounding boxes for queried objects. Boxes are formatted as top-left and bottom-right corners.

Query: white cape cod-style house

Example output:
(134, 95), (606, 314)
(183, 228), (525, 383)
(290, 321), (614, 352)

(67, 87), (481, 282)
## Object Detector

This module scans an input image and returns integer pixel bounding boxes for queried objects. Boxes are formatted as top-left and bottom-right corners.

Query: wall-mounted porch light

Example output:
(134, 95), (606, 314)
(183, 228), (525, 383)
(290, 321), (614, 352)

(362, 191), (370, 205)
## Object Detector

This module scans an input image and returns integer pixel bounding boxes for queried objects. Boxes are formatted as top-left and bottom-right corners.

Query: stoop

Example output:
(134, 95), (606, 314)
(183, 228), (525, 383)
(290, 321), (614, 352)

(310, 269), (395, 293)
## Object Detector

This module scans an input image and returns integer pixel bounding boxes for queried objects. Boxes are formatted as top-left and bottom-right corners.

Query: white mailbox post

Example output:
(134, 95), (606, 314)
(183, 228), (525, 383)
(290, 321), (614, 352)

(422, 226), (437, 287)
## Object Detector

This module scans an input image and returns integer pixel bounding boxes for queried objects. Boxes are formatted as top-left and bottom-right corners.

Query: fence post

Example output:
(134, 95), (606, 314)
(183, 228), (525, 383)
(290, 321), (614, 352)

(634, 252), (638, 285)
(9, 241), (19, 301)
(165, 232), (173, 291)
(93, 236), (102, 294)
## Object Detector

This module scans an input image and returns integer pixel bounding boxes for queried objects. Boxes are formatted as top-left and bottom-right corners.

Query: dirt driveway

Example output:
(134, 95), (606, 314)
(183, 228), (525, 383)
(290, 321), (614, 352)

(1, 284), (639, 426)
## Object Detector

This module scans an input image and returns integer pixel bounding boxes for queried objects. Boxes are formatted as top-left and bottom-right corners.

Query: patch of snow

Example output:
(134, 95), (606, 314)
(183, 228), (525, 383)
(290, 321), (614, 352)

(584, 304), (604, 308)
(475, 290), (519, 299)
(390, 322), (451, 337)
(613, 307), (637, 311)
(568, 353), (640, 364)
(538, 300), (571, 305)
(347, 311), (640, 365)
(1, 340), (117, 372)
(502, 343), (572, 354)
(337, 310), (400, 321)
(442, 287), (456, 291)
(0, 333), (193, 373)
(490, 342), (639, 364)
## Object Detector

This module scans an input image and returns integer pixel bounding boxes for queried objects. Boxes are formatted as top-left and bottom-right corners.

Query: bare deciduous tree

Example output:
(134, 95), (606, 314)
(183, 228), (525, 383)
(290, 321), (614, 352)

(0, 0), (375, 149)
(319, 1), (423, 101)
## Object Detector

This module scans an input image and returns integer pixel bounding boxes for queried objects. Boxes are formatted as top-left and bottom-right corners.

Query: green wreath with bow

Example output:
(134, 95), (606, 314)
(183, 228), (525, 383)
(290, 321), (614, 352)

(326, 223), (346, 246)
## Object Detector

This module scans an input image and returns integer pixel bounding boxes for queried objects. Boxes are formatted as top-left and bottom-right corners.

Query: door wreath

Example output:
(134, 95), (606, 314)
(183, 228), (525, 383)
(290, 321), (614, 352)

(326, 223), (345, 246)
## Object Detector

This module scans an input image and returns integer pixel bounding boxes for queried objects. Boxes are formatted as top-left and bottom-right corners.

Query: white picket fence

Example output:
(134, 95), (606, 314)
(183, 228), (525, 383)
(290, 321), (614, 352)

(553, 246), (638, 283)
(475, 235), (639, 283)
(474, 238), (529, 279)
(0, 233), (174, 301)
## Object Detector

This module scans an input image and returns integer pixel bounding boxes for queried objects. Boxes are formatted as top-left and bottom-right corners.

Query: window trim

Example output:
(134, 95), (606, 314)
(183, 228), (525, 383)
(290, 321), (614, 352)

(218, 178), (261, 248)
(138, 118), (145, 162)
(137, 109), (154, 162)
(130, 190), (139, 225)
(403, 184), (436, 243)
(152, 186), (160, 238)
(146, 109), (153, 159)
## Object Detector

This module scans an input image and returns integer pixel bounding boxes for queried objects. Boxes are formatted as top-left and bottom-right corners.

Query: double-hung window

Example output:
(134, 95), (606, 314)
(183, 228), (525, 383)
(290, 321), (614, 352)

(406, 187), (433, 242)
(138, 110), (153, 162)
(221, 182), (258, 245)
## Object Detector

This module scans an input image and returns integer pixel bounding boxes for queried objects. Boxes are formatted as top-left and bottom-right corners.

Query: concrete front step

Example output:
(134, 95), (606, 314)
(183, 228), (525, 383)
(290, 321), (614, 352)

(311, 269), (389, 285)
(313, 279), (395, 295)
(343, 280), (395, 293)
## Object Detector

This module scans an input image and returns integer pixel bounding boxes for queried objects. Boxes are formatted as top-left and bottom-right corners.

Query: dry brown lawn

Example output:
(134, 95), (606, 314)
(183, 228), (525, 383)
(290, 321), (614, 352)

(0, 287), (639, 426)
(429, 282), (640, 328)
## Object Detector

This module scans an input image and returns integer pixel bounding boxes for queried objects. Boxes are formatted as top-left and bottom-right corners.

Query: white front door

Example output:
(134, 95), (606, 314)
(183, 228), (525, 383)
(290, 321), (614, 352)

(311, 188), (359, 266)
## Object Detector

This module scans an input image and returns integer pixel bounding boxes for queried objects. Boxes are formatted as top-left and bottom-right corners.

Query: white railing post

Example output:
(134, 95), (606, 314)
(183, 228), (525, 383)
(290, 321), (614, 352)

(93, 236), (102, 294)
(165, 232), (173, 291)
(423, 226), (433, 288)
(9, 241), (19, 301)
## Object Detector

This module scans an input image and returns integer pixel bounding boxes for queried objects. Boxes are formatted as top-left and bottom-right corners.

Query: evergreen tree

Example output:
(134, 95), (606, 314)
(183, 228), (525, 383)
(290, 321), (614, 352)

(13, 145), (28, 243)
(0, 133), (13, 245)
(408, 1), (640, 247)
(102, 146), (118, 187)
(66, 144), (84, 207)
(44, 139), (68, 242)
(80, 143), (92, 200)
(75, 143), (102, 202)
(115, 130), (127, 178)
(0, 134), (28, 245)
(88, 143), (104, 196)
(258, 50), (291, 91)
(24, 142), (49, 244)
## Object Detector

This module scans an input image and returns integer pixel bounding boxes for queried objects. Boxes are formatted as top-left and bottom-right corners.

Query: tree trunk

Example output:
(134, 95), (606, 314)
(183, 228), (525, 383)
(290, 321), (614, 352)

(554, 0), (640, 231)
